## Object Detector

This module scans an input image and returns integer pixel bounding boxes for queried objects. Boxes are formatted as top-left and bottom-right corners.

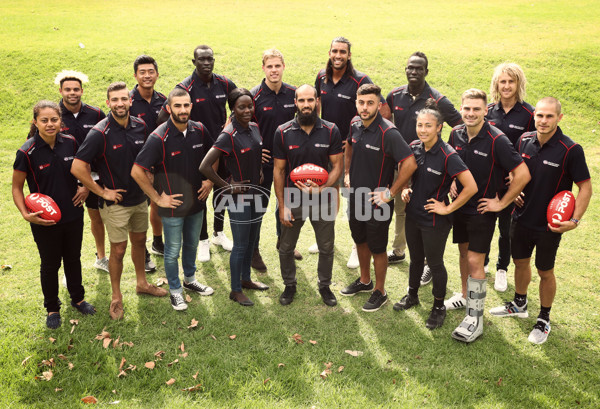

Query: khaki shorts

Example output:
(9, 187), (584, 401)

(99, 201), (148, 243)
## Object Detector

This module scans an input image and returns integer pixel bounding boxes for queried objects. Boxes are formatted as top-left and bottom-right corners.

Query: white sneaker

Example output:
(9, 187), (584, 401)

(346, 244), (359, 269)
(62, 274), (67, 287)
(93, 256), (109, 272)
(494, 269), (508, 292)
(484, 264), (490, 275)
(528, 319), (551, 344)
(211, 231), (233, 252)
(444, 292), (466, 310)
(197, 239), (211, 262)
(308, 243), (319, 254)
(170, 293), (188, 311)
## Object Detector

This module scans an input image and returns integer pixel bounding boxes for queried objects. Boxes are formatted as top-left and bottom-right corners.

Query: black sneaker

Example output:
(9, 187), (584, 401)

(183, 280), (214, 295)
(319, 286), (337, 307)
(420, 265), (432, 286)
(46, 313), (62, 329)
(393, 293), (420, 311)
(340, 278), (373, 297)
(362, 290), (388, 312)
(425, 306), (446, 329)
(71, 300), (96, 315)
(279, 285), (296, 306)
(388, 251), (406, 264)
(145, 249), (156, 273)
(170, 293), (188, 311)
(151, 241), (164, 256)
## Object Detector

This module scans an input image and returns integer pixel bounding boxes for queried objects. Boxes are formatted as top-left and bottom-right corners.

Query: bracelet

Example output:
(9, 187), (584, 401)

(570, 218), (580, 225)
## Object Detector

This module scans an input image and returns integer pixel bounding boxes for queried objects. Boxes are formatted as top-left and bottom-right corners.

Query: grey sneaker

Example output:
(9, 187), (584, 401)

(420, 265), (432, 286)
(183, 280), (214, 296)
(93, 255), (109, 272)
(145, 249), (156, 273)
(340, 278), (374, 296)
(489, 301), (528, 318)
(170, 293), (188, 311)
(528, 319), (551, 344)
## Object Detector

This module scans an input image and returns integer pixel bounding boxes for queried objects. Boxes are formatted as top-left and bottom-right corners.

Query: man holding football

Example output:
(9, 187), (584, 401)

(490, 97), (592, 344)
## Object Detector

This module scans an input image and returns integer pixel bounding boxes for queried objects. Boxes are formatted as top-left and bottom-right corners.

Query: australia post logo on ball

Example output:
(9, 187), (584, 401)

(547, 190), (575, 228)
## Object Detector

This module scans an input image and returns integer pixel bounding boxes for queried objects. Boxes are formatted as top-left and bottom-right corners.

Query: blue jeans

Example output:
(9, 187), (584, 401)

(228, 195), (264, 292)
(162, 211), (204, 294)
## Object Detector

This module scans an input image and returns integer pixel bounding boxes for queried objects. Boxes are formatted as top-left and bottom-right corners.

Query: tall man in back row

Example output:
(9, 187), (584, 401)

(314, 36), (391, 268)
(158, 45), (237, 262)
(386, 52), (462, 284)
(490, 97), (592, 344)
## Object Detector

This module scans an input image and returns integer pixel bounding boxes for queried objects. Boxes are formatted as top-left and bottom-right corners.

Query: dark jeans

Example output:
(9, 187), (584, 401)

(279, 202), (335, 287)
(405, 217), (451, 300)
(30, 217), (84, 313)
(228, 196), (264, 292)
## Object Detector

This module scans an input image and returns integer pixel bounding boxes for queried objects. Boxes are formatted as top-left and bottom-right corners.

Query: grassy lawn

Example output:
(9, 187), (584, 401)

(0, 0), (599, 407)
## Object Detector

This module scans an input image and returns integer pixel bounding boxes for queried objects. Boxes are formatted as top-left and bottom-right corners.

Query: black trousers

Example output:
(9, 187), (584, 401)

(405, 217), (451, 300)
(30, 217), (84, 313)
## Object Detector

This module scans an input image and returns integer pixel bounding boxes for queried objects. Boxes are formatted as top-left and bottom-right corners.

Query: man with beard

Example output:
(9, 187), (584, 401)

(273, 84), (343, 307)
(72, 82), (168, 320)
(132, 88), (215, 311)
(341, 84), (416, 312)
(158, 45), (237, 262)
(251, 49), (302, 272)
(314, 36), (391, 269)
(386, 52), (462, 281)
(55, 70), (108, 272)
(129, 55), (167, 266)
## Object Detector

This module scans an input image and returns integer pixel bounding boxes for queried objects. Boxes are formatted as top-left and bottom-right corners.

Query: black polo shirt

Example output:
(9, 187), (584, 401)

(513, 127), (590, 231)
(251, 80), (297, 167)
(14, 132), (83, 224)
(135, 118), (211, 218)
(76, 113), (148, 207)
(163, 71), (237, 140)
(448, 121), (523, 215)
(486, 100), (535, 146)
(273, 117), (343, 189)
(213, 118), (263, 186)
(315, 68), (386, 140)
(406, 138), (468, 228)
(130, 85), (167, 133)
(386, 82), (462, 144)
(348, 113), (413, 195)
(59, 100), (105, 145)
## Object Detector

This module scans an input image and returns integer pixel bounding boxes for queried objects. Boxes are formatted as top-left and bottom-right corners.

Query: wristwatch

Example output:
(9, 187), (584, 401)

(384, 188), (392, 201)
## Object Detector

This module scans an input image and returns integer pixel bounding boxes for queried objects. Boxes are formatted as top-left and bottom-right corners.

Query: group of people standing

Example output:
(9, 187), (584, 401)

(13, 38), (592, 346)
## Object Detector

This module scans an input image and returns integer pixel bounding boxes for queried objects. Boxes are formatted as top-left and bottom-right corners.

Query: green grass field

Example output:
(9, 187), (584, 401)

(1, 0), (599, 407)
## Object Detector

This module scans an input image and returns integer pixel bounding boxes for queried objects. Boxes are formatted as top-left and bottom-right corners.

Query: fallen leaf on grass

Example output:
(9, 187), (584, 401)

(192, 371), (199, 380)
(109, 401), (120, 405)
(497, 377), (503, 386)
(156, 277), (168, 286)
(113, 336), (120, 349)
(68, 362), (74, 370)
(42, 370), (53, 381)
(393, 379), (397, 385)
(145, 361), (155, 370)
(70, 319), (79, 325)
(185, 294), (192, 303)
(119, 357), (126, 370)
(70, 325), (76, 334)
(117, 370), (127, 378)
(21, 356), (32, 366)
(121, 341), (134, 348)
(166, 378), (176, 386)
(81, 395), (98, 404)
(324, 362), (333, 369)
(167, 359), (179, 367)
(210, 334), (217, 340)
(40, 358), (55, 367)
(229, 335), (236, 340)
(55, 388), (62, 392)
(338, 366), (344, 373)
(126, 365), (136, 371)
(180, 352), (188, 358)
(415, 355), (422, 360)
(112, 390), (117, 394)
(57, 354), (68, 361)
(181, 384), (202, 392)
(278, 363), (285, 368)
(319, 369), (332, 379)
(187, 319), (199, 329)
(309, 340), (317, 345)
(292, 333), (303, 344)
(344, 350), (363, 357)
(95, 328), (110, 340)
(154, 350), (165, 360)
(103, 338), (112, 349)
(49, 337), (56, 343)
(264, 378), (270, 385)
(180, 342), (185, 352)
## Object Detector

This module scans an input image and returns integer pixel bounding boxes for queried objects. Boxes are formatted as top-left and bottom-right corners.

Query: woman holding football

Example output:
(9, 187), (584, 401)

(12, 100), (96, 329)
(393, 99), (477, 329)
(200, 88), (266, 307)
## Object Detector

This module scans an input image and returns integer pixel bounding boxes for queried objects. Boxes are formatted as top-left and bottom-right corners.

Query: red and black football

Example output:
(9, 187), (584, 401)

(25, 193), (62, 222)
(546, 190), (575, 228)
(290, 163), (329, 186)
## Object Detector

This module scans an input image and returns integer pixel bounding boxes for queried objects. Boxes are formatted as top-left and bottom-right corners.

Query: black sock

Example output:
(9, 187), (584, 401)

(433, 298), (444, 309)
(514, 292), (527, 307)
(538, 306), (551, 322)
(408, 286), (419, 297)
(153, 235), (163, 245)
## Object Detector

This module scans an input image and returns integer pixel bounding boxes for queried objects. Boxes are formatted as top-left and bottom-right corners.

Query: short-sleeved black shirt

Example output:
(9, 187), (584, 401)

(486, 100), (535, 146)
(164, 71), (237, 140)
(348, 113), (413, 193)
(448, 121), (523, 215)
(14, 132), (83, 224)
(129, 85), (167, 133)
(386, 82), (462, 144)
(213, 118), (263, 187)
(134, 118), (212, 218)
(75, 113), (148, 207)
(406, 138), (469, 228)
(273, 117), (343, 189)
(315, 68), (386, 140)
(251, 80), (297, 167)
(513, 127), (591, 231)
(59, 100), (106, 145)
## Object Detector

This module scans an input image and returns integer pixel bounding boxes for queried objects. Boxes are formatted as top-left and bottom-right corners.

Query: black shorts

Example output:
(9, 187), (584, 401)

(348, 202), (393, 255)
(85, 191), (100, 210)
(510, 221), (562, 271)
(452, 212), (496, 254)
